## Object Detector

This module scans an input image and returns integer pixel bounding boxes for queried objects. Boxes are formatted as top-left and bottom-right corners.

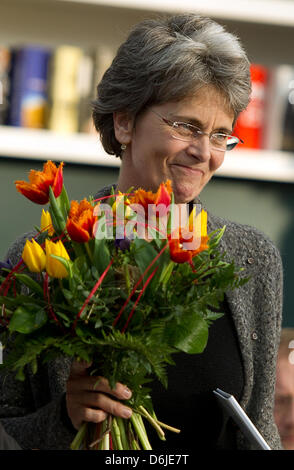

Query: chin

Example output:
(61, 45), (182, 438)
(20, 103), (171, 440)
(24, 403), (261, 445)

(173, 186), (201, 204)
(282, 439), (294, 450)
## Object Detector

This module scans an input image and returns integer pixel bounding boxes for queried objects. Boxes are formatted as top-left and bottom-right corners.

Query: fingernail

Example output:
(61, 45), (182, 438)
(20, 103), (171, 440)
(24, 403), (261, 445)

(122, 408), (132, 418)
(123, 388), (132, 398)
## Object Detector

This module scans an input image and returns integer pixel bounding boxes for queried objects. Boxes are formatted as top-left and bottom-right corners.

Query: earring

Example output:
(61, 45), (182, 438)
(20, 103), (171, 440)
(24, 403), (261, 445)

(121, 143), (127, 151)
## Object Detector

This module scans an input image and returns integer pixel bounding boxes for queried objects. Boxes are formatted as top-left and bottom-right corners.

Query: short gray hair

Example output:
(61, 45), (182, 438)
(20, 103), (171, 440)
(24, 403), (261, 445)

(92, 14), (251, 158)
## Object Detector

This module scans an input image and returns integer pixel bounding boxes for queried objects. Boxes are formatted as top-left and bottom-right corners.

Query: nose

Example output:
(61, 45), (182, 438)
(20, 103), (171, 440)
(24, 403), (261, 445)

(186, 134), (211, 162)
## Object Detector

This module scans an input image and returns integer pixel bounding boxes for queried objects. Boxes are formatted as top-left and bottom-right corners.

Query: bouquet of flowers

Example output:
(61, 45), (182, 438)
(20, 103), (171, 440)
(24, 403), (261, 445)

(0, 160), (248, 450)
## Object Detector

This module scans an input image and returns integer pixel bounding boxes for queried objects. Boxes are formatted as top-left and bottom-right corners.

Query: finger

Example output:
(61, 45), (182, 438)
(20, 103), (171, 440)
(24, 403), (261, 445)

(70, 359), (92, 377)
(76, 392), (132, 419)
(68, 375), (132, 400)
(72, 407), (108, 430)
(93, 377), (132, 401)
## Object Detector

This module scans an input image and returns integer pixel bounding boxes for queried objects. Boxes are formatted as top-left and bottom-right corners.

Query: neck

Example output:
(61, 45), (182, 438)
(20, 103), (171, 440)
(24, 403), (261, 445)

(116, 157), (142, 193)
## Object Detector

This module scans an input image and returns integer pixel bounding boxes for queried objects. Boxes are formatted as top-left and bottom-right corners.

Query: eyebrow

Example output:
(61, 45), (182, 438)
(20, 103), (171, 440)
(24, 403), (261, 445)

(170, 114), (233, 134)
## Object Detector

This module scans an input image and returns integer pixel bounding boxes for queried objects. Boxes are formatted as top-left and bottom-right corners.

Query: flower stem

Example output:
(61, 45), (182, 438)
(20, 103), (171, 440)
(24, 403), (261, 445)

(85, 242), (93, 263)
(138, 405), (165, 440)
(128, 421), (140, 450)
(116, 417), (129, 449)
(70, 422), (87, 450)
(102, 431), (110, 450)
(124, 263), (131, 295)
(154, 420), (181, 434)
(112, 417), (123, 450)
(130, 412), (152, 450)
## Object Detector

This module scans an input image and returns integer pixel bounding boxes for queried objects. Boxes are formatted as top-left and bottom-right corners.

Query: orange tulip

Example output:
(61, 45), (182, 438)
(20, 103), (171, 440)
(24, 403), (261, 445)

(168, 209), (209, 263)
(15, 160), (64, 205)
(66, 199), (98, 243)
(128, 180), (172, 211)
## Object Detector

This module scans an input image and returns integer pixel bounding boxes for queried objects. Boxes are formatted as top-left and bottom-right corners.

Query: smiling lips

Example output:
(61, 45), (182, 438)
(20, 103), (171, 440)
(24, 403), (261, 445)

(171, 163), (205, 175)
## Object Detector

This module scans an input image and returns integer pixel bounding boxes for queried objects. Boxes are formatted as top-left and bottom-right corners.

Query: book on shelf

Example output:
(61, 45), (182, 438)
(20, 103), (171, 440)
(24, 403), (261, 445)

(0, 47), (11, 126)
(0, 42), (117, 136)
(7, 46), (51, 128)
(234, 63), (269, 150)
(77, 49), (96, 134)
(4, 42), (293, 154)
(47, 45), (83, 134)
(83, 44), (116, 135)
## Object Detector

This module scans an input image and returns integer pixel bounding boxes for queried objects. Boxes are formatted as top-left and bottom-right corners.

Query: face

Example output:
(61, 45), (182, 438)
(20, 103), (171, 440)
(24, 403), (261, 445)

(115, 86), (234, 204)
(274, 357), (294, 450)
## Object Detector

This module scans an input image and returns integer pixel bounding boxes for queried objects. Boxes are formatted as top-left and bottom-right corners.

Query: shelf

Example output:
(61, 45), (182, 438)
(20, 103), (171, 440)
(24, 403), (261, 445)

(216, 149), (294, 183)
(59, 0), (294, 27)
(0, 126), (293, 182)
(0, 126), (120, 168)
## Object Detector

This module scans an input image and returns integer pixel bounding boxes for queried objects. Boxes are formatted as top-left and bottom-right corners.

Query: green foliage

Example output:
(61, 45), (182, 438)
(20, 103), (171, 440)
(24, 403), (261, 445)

(0, 190), (249, 419)
(9, 304), (47, 334)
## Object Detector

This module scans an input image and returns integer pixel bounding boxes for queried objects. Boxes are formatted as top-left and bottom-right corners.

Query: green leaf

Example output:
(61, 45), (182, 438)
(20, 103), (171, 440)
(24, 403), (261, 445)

(208, 226), (226, 250)
(164, 311), (209, 354)
(133, 239), (158, 274)
(158, 260), (174, 287)
(132, 239), (165, 293)
(50, 254), (72, 276)
(14, 273), (43, 296)
(93, 238), (111, 277)
(30, 357), (38, 375)
(9, 304), (47, 334)
(49, 186), (66, 234)
(58, 186), (70, 219)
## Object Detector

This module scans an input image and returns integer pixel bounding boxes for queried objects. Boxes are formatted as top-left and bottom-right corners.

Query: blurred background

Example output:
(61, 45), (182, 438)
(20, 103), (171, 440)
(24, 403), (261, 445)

(0, 0), (293, 326)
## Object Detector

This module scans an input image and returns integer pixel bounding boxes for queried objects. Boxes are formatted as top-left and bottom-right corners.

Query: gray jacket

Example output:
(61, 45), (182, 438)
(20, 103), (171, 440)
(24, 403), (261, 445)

(0, 185), (283, 450)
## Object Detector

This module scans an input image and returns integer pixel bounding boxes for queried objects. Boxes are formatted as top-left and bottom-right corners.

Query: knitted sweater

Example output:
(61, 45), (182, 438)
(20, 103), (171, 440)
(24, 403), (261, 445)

(0, 185), (283, 450)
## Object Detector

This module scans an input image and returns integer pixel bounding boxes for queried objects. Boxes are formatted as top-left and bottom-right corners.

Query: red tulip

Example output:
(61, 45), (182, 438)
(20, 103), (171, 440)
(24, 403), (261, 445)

(168, 209), (209, 263)
(15, 160), (64, 205)
(128, 180), (172, 211)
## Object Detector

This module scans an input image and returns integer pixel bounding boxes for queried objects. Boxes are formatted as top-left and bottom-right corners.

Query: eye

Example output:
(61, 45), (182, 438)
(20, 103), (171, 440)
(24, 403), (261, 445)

(173, 122), (195, 136)
(212, 133), (228, 143)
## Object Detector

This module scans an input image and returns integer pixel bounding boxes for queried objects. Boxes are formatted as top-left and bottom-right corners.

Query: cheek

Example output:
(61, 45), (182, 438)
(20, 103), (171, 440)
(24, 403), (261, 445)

(210, 153), (225, 171)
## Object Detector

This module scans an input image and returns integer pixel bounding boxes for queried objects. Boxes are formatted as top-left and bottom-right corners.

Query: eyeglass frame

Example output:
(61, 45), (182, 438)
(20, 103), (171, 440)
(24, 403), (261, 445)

(150, 109), (243, 152)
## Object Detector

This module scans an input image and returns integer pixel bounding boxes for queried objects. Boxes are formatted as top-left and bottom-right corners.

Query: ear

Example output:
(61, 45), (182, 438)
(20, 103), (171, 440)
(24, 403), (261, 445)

(113, 111), (134, 145)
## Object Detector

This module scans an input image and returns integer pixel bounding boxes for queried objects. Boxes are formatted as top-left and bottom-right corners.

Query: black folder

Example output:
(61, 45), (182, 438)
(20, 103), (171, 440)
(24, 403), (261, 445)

(213, 388), (271, 450)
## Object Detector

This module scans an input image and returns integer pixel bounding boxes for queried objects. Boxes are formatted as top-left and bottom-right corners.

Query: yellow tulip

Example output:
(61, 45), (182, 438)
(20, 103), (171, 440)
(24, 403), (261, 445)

(188, 207), (207, 238)
(112, 192), (132, 219)
(22, 239), (46, 273)
(40, 210), (54, 236)
(200, 209), (207, 238)
(45, 239), (70, 278)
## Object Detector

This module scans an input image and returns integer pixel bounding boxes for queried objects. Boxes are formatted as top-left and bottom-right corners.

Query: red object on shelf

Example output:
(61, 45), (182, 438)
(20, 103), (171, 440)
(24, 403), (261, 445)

(234, 64), (268, 149)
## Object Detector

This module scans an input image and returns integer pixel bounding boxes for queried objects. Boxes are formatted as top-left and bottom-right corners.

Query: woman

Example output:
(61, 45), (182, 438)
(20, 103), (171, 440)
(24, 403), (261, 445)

(0, 14), (283, 450)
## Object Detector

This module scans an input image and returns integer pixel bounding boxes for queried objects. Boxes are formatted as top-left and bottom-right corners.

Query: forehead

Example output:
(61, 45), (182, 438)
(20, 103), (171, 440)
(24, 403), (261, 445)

(164, 85), (234, 123)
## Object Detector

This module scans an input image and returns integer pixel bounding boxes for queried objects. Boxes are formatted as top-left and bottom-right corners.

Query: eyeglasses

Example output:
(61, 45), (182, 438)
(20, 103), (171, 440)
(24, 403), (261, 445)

(150, 109), (243, 152)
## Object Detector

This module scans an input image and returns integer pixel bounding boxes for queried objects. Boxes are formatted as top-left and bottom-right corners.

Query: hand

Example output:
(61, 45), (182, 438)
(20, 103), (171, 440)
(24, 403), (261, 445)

(66, 360), (132, 430)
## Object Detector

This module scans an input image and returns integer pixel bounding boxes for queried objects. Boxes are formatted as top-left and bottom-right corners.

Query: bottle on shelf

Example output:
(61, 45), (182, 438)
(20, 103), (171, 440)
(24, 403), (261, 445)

(234, 64), (269, 150)
(264, 65), (294, 152)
